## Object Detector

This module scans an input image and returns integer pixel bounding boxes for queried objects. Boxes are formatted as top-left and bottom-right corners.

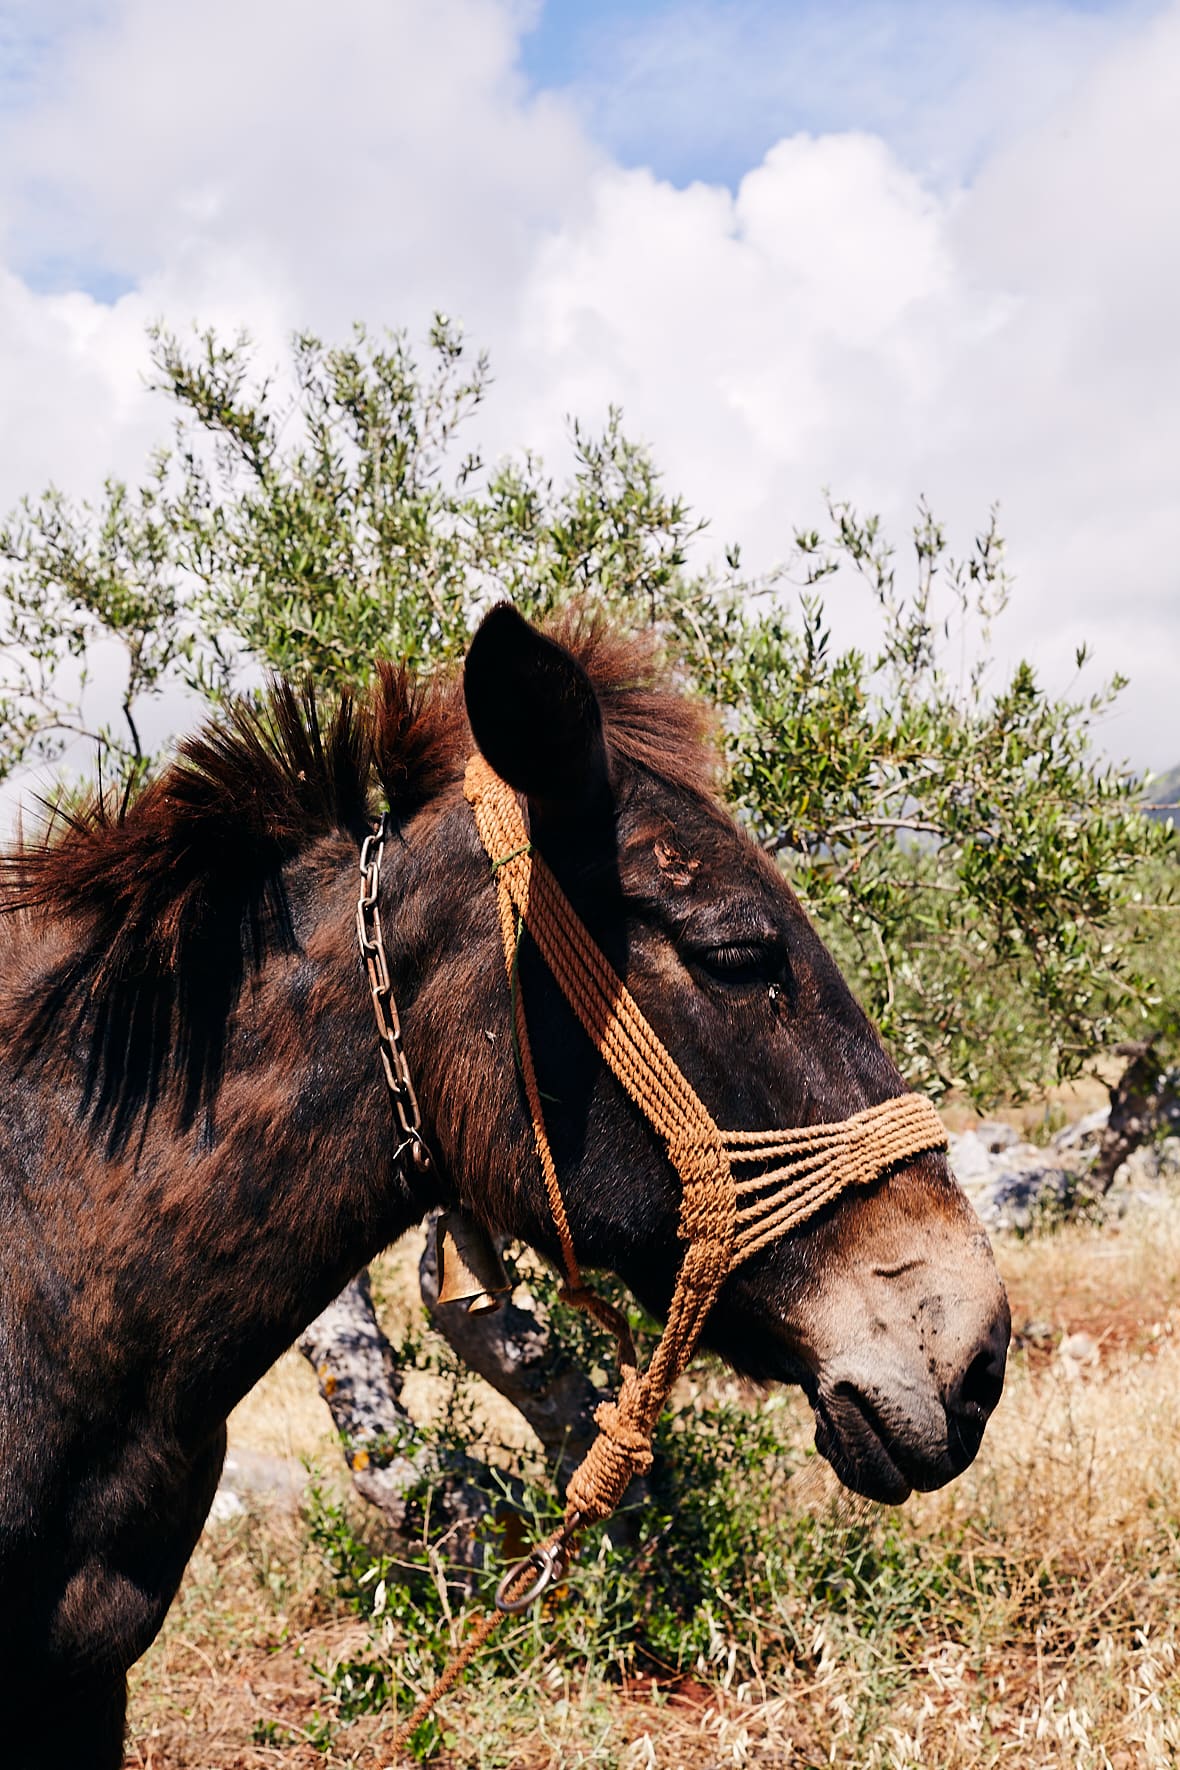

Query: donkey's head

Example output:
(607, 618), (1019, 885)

(420, 605), (1008, 1504)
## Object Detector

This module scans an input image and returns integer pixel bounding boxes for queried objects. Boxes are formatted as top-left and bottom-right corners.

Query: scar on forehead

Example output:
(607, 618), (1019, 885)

(654, 837), (700, 891)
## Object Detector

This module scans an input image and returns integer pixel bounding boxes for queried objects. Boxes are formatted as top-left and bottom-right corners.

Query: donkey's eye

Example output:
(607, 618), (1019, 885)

(691, 942), (779, 985)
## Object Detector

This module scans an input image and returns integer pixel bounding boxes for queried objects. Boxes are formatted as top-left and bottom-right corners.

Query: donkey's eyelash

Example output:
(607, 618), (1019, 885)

(687, 942), (784, 984)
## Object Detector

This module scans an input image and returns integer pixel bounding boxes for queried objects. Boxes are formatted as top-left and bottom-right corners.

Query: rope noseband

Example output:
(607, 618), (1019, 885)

(388, 756), (947, 1754)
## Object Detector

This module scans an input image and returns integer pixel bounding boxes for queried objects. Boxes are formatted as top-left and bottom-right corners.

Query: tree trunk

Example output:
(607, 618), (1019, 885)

(298, 1267), (496, 1564)
(418, 1213), (603, 1491)
(1090, 1038), (1165, 1194)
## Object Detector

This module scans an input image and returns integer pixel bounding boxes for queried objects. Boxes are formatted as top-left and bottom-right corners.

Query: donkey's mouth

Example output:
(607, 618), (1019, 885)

(811, 1385), (914, 1505)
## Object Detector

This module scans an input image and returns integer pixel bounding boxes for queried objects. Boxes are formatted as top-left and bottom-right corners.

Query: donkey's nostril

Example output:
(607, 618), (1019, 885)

(948, 1297), (1009, 1431)
(955, 1345), (1006, 1419)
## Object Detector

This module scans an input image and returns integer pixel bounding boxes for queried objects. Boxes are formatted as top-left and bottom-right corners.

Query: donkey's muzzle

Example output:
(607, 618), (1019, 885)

(813, 1277), (1011, 1504)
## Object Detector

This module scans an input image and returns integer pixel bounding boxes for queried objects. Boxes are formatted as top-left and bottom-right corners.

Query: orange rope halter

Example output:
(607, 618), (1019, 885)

(387, 756), (947, 1756)
(464, 751), (946, 1527)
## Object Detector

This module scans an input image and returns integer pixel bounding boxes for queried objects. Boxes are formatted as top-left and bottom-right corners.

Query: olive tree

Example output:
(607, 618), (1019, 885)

(3, 316), (1167, 1100)
(2, 318), (1171, 1533)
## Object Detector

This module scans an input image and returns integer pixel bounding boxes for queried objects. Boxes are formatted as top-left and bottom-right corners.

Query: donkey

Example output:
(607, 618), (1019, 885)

(0, 605), (1009, 1767)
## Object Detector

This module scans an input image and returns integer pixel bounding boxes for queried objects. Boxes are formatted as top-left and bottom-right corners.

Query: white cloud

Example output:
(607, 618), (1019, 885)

(2, 0), (594, 338)
(502, 7), (1180, 766)
(0, 0), (1176, 769)
(508, 134), (973, 516)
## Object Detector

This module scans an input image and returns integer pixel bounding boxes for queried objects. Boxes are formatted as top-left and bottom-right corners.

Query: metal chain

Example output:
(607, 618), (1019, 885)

(356, 816), (432, 1172)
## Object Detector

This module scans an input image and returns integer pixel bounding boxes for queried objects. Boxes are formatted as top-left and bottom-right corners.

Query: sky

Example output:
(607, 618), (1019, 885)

(0, 0), (1176, 770)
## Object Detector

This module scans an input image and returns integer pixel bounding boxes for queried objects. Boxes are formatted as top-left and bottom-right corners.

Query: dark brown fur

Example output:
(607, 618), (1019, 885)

(0, 607), (1007, 1767)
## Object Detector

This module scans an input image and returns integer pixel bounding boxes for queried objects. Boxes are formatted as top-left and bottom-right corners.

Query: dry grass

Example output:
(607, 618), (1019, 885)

(128, 1193), (1180, 1769)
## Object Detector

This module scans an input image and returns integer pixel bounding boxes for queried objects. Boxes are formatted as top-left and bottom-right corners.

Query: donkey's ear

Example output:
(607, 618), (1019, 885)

(464, 604), (609, 819)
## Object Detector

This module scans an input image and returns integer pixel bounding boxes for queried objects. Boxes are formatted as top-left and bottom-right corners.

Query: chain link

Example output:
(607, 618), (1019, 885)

(356, 816), (432, 1172)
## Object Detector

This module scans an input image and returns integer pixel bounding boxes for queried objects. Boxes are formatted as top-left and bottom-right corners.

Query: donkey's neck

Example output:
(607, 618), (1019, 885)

(40, 830), (444, 1442)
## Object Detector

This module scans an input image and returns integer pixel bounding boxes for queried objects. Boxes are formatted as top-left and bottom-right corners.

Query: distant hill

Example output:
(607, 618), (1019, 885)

(1144, 763), (1180, 824)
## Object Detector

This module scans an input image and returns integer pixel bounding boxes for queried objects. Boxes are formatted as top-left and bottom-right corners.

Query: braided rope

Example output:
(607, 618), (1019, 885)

(386, 1524), (571, 1757)
(725, 1092), (947, 1264)
(466, 756), (735, 1462)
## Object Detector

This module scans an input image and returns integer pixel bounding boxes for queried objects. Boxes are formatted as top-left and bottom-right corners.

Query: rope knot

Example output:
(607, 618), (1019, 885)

(563, 1370), (654, 1525)
(592, 1397), (654, 1466)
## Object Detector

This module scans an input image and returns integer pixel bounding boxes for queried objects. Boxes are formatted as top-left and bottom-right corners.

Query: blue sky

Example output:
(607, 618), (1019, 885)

(0, 1), (101, 110)
(0, 0), (1177, 770)
(519, 0), (1160, 189)
(1, 0), (1166, 296)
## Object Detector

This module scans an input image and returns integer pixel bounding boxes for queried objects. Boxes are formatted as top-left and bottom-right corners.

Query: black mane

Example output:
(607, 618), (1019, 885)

(0, 618), (716, 1149)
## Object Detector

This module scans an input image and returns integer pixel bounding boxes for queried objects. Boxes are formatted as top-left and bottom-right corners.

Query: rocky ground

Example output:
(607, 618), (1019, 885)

(949, 1084), (1180, 1233)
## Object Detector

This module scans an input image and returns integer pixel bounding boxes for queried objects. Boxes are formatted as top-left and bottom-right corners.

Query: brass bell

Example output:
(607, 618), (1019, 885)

(434, 1209), (512, 1314)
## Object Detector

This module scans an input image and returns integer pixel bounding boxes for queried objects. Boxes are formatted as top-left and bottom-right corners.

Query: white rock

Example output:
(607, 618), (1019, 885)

(1058, 1331), (1100, 1378)
(207, 1488), (246, 1524)
(975, 1164), (1075, 1232)
(976, 1120), (1020, 1153)
(1051, 1106), (1110, 1152)
(946, 1131), (997, 1187)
